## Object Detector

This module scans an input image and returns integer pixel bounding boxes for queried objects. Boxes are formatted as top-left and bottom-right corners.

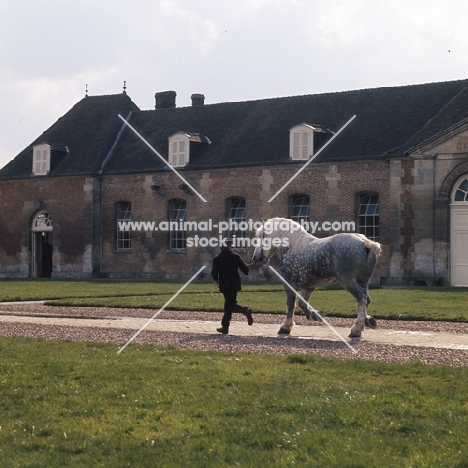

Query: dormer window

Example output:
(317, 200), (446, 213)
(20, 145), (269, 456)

(289, 124), (334, 161)
(169, 133), (190, 168)
(168, 132), (211, 168)
(289, 124), (314, 160)
(33, 144), (51, 175)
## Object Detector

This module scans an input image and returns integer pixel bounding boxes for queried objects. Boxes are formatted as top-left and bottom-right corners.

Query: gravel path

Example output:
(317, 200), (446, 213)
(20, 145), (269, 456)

(1, 302), (468, 367)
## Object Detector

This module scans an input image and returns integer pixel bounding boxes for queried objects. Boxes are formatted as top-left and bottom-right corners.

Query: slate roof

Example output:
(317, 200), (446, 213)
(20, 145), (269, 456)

(0, 93), (139, 179)
(2, 79), (468, 179)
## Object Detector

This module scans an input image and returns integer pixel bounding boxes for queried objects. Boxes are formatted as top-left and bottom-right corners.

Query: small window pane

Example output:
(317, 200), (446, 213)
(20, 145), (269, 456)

(291, 195), (310, 226)
(358, 194), (379, 241)
(169, 200), (187, 249)
(228, 198), (246, 240)
(35, 212), (53, 228)
(455, 178), (468, 202)
(117, 202), (132, 250)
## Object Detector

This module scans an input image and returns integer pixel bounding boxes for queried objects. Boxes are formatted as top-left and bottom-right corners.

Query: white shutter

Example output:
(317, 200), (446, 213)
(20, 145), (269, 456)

(170, 141), (178, 166)
(41, 150), (48, 173)
(168, 135), (189, 167)
(34, 150), (41, 174)
(33, 147), (49, 175)
(301, 131), (309, 159)
(291, 128), (313, 160)
(292, 131), (301, 159)
(178, 140), (186, 167)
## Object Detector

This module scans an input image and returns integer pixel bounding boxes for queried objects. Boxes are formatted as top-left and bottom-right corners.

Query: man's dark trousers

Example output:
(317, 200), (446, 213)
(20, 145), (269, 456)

(221, 286), (240, 329)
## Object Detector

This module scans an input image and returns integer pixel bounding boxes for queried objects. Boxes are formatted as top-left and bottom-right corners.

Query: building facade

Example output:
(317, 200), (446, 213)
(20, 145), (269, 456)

(2, 80), (468, 285)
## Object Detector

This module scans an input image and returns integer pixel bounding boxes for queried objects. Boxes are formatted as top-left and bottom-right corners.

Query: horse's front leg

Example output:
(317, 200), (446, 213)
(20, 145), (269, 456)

(279, 288), (296, 335)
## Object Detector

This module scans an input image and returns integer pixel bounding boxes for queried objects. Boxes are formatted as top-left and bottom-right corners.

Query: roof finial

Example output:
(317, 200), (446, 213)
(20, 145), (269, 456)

(85, 84), (88, 97)
(123, 80), (127, 94)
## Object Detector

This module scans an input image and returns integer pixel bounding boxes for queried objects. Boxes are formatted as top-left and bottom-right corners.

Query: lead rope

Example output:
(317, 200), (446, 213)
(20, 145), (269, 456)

(211, 281), (220, 298)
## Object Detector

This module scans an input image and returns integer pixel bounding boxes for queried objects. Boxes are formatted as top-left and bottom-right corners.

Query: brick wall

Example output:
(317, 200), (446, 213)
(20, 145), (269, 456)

(0, 176), (95, 278)
(100, 160), (391, 281)
(4, 158), (446, 283)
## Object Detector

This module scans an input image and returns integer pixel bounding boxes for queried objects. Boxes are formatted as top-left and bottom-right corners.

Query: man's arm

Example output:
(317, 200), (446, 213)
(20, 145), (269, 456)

(238, 257), (249, 276)
(211, 258), (219, 281)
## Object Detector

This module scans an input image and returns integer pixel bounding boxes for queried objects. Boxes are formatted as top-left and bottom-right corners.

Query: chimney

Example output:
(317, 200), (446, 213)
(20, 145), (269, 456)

(155, 90), (177, 109)
(191, 93), (205, 106)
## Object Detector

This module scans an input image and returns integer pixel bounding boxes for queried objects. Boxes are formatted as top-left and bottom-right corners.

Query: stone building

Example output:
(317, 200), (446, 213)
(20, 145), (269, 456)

(2, 79), (468, 285)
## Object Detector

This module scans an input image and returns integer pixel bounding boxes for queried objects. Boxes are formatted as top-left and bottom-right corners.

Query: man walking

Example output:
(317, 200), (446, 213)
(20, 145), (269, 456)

(211, 238), (253, 334)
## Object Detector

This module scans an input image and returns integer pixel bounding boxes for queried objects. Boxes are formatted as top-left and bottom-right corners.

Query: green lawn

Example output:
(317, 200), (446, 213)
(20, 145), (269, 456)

(1, 279), (468, 322)
(1, 338), (467, 467)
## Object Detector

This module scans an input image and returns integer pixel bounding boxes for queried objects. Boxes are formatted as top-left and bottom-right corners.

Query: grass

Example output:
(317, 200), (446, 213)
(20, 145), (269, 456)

(1, 280), (467, 465)
(1, 337), (467, 467)
(1, 279), (468, 322)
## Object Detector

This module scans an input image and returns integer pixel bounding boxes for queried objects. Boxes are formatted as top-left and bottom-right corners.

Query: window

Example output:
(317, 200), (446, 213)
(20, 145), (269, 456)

(290, 194), (310, 225)
(227, 197), (246, 240)
(32, 211), (53, 230)
(168, 133), (190, 167)
(32, 144), (51, 175)
(358, 193), (379, 241)
(116, 202), (132, 250)
(454, 177), (468, 201)
(289, 124), (314, 160)
(169, 199), (187, 249)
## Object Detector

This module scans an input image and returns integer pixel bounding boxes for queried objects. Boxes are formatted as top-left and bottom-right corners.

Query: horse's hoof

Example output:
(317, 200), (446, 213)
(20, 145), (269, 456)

(365, 317), (377, 329)
(278, 328), (291, 335)
(310, 311), (322, 322)
(349, 330), (362, 338)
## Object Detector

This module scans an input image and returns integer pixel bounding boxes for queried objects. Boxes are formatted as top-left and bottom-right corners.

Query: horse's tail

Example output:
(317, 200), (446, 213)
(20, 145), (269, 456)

(361, 237), (382, 257)
(353, 233), (382, 257)
(355, 235), (381, 289)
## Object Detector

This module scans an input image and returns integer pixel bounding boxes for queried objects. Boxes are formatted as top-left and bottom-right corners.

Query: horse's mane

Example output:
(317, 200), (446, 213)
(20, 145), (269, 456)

(259, 217), (312, 249)
(258, 217), (382, 255)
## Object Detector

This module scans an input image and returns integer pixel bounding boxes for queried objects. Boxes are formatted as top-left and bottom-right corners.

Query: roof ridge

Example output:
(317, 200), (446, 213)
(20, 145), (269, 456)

(134, 78), (468, 112)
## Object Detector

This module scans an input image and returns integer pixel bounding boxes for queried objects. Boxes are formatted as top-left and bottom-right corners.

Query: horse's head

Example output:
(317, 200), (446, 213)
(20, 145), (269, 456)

(252, 218), (303, 264)
(252, 222), (270, 264)
(252, 219), (281, 264)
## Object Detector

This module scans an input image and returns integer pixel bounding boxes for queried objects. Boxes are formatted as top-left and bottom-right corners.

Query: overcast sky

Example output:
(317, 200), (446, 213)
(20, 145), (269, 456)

(1, 0), (467, 169)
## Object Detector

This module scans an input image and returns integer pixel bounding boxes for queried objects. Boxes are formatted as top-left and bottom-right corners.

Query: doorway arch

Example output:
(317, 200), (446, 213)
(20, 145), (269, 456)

(451, 176), (468, 286)
(31, 211), (53, 278)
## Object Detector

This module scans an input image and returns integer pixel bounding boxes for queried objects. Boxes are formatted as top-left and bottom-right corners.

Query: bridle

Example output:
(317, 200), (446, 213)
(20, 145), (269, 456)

(252, 219), (270, 266)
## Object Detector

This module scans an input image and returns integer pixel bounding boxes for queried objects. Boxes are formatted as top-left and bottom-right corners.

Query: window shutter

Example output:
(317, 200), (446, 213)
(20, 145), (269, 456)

(41, 150), (47, 173)
(33, 147), (49, 175)
(169, 137), (189, 167)
(170, 141), (178, 166)
(178, 140), (186, 167)
(291, 128), (313, 160)
(292, 131), (301, 159)
(301, 131), (309, 159)
(34, 150), (41, 174)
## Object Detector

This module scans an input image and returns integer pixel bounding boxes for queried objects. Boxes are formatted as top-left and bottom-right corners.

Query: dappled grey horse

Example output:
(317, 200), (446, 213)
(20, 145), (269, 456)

(252, 218), (381, 338)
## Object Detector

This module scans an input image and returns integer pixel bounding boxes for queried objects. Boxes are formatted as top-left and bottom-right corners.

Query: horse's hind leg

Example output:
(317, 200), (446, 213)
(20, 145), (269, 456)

(279, 288), (296, 335)
(345, 280), (374, 338)
(297, 289), (321, 322)
(364, 292), (376, 329)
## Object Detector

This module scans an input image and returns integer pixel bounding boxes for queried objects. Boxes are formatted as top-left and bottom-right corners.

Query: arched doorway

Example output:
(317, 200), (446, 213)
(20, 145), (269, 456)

(31, 211), (53, 278)
(451, 176), (468, 286)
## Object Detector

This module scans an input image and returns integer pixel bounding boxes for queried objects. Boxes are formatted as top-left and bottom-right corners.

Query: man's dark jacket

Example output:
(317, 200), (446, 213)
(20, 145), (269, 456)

(211, 248), (249, 292)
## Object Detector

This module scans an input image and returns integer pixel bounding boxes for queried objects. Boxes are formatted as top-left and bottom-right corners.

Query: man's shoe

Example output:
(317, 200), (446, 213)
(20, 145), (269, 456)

(216, 327), (229, 334)
(243, 307), (254, 326)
